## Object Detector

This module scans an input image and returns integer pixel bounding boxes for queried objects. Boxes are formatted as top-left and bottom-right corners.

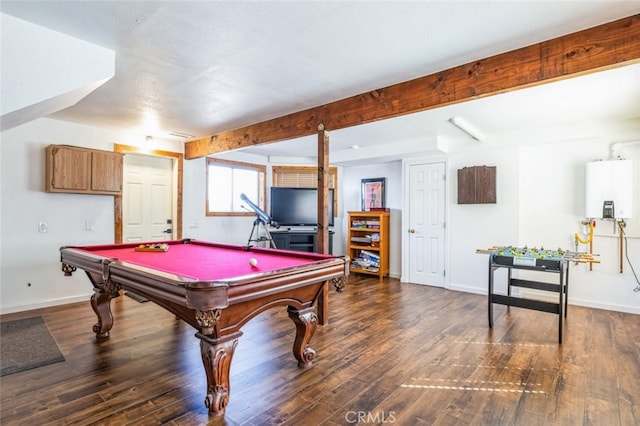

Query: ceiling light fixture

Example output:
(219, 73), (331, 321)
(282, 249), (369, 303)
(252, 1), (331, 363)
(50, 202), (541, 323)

(168, 131), (195, 139)
(448, 117), (485, 142)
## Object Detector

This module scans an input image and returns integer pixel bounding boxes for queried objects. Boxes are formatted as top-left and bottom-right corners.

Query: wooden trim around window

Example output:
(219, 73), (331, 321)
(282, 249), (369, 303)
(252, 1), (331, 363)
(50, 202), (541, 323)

(271, 165), (339, 217)
(205, 157), (266, 217)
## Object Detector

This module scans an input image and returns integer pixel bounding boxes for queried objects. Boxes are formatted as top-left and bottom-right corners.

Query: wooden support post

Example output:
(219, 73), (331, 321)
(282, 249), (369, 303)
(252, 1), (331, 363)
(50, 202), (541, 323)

(317, 123), (330, 325)
(317, 123), (330, 255)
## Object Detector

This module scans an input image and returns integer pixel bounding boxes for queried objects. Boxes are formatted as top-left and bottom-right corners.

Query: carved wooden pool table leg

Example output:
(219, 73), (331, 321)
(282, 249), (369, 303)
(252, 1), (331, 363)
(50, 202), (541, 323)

(90, 291), (114, 339)
(196, 331), (242, 417)
(87, 273), (120, 340)
(287, 306), (318, 368)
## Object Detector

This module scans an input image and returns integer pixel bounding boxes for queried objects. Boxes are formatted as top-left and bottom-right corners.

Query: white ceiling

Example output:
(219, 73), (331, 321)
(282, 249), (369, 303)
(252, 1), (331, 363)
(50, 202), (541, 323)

(1, 1), (639, 164)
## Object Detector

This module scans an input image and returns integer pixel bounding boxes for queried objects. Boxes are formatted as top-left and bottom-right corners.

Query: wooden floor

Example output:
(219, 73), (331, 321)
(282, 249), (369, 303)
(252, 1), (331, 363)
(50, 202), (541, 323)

(1, 276), (639, 425)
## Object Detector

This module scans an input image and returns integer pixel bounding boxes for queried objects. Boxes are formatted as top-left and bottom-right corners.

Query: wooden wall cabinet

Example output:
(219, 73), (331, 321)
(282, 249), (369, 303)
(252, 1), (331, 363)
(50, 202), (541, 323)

(457, 166), (496, 204)
(347, 210), (390, 281)
(45, 145), (123, 195)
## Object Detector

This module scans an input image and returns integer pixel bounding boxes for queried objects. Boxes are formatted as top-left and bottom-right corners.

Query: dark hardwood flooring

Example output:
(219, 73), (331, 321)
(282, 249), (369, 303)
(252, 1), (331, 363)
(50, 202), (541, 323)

(1, 276), (639, 425)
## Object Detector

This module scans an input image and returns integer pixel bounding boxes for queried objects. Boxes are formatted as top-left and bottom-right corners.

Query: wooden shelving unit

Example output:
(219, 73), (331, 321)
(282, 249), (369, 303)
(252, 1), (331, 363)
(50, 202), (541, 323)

(347, 210), (390, 281)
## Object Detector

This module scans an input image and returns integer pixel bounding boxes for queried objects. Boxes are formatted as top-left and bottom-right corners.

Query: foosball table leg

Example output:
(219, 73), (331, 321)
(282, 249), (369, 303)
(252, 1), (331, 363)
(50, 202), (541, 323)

(488, 258), (494, 329)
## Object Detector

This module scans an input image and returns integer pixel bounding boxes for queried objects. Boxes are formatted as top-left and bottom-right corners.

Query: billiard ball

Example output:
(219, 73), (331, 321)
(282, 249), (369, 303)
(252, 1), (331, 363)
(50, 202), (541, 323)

(249, 258), (258, 267)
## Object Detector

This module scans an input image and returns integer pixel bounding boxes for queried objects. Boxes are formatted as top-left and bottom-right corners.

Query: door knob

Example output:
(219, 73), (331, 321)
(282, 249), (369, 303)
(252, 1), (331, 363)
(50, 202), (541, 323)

(409, 228), (416, 233)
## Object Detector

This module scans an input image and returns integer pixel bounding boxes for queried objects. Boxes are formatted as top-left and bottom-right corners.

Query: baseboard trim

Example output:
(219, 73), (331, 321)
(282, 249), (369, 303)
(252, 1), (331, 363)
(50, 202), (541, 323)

(446, 283), (485, 295)
(0, 294), (91, 316)
(446, 283), (640, 315)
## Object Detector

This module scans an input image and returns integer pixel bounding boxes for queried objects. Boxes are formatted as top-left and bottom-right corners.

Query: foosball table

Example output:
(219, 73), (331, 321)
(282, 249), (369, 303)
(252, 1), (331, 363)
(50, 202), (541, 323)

(476, 246), (600, 343)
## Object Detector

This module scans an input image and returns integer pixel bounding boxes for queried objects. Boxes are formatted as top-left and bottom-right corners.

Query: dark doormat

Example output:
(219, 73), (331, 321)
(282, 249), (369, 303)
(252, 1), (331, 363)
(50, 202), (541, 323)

(0, 316), (65, 376)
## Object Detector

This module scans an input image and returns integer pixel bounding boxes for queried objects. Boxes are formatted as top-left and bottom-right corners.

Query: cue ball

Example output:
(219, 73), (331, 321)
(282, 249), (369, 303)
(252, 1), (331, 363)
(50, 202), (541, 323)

(249, 257), (258, 267)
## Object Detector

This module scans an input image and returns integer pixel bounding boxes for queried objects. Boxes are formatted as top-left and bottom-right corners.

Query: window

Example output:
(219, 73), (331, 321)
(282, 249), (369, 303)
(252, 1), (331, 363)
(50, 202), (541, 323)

(272, 166), (338, 216)
(206, 158), (266, 216)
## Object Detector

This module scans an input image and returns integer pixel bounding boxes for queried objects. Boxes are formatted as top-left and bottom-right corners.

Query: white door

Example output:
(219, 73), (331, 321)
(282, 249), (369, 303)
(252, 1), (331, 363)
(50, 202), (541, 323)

(408, 162), (446, 287)
(123, 154), (174, 242)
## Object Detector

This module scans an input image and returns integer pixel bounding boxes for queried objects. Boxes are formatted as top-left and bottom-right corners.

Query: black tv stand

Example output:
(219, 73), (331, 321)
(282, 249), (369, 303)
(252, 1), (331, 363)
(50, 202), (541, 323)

(270, 229), (334, 254)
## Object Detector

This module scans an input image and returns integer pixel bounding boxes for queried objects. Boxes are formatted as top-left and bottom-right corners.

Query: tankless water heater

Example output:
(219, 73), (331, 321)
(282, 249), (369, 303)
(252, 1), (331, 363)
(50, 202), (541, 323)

(585, 160), (633, 219)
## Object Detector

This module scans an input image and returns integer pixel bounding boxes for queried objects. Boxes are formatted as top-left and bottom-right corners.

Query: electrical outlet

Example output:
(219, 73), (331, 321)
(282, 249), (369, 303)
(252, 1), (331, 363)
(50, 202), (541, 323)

(38, 222), (48, 233)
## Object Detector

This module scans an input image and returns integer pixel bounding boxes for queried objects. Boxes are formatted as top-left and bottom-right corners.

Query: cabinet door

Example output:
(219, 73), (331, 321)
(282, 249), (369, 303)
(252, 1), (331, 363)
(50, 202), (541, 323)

(475, 166), (496, 204)
(457, 167), (476, 204)
(271, 233), (289, 250)
(47, 146), (91, 191)
(457, 166), (496, 204)
(91, 151), (123, 193)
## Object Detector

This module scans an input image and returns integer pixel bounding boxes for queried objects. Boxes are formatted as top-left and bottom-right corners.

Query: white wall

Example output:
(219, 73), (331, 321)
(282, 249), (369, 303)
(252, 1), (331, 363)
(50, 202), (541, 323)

(446, 144), (521, 296)
(0, 118), (183, 313)
(2, 118), (638, 315)
(518, 138), (640, 313)
(342, 161), (403, 278)
(181, 154), (347, 254)
(445, 135), (640, 314)
(182, 155), (266, 245)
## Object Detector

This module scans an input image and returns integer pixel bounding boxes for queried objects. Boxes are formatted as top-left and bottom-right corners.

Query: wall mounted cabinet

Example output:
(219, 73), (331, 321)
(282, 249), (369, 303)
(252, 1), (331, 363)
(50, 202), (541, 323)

(458, 165), (496, 204)
(45, 145), (123, 195)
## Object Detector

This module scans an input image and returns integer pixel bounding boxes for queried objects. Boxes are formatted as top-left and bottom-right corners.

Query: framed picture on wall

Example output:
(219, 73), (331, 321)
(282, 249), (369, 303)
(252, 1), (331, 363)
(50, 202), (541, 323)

(361, 177), (385, 211)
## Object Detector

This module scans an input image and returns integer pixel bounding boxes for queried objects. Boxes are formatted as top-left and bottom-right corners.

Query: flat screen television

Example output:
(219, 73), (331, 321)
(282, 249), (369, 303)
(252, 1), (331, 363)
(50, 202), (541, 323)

(270, 187), (334, 227)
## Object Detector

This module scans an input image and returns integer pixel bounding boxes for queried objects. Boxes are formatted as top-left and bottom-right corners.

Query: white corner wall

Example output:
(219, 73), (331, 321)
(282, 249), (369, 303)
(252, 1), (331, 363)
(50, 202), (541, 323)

(181, 153), (270, 245)
(518, 138), (640, 313)
(447, 144), (521, 296)
(2, 117), (638, 315)
(342, 161), (403, 278)
(181, 153), (349, 257)
(0, 118), (182, 314)
(445, 135), (640, 314)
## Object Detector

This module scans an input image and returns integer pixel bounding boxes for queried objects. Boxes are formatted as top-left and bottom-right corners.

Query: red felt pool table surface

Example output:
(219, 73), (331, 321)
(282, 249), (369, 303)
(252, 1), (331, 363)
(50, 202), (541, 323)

(80, 239), (328, 281)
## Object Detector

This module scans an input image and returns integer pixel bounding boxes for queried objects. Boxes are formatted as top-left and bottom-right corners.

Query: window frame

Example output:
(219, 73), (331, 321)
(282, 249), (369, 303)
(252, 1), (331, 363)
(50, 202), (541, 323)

(205, 157), (266, 217)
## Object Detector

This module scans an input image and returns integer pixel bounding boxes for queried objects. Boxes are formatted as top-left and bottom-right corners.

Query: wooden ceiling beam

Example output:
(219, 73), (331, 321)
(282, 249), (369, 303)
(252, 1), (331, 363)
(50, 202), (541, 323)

(185, 14), (640, 159)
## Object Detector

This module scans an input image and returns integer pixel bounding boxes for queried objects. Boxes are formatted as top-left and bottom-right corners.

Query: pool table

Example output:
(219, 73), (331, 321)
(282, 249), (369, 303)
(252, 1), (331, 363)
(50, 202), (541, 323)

(59, 239), (348, 416)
